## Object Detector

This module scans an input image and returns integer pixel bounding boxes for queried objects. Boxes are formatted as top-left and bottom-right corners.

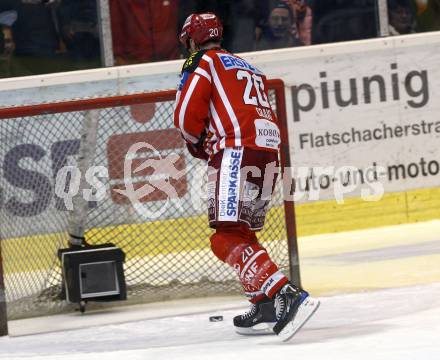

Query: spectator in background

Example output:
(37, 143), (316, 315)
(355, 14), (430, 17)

(230, 0), (267, 52)
(6, 0), (71, 76)
(417, 0), (440, 31)
(0, 9), (17, 78)
(110, 0), (180, 65)
(57, 0), (100, 67)
(283, 0), (313, 45)
(388, 0), (417, 35)
(0, 10), (17, 55)
(256, 1), (304, 50)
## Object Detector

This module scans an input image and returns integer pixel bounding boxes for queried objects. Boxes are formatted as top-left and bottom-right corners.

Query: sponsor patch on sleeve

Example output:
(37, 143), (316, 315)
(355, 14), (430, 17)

(217, 53), (263, 75)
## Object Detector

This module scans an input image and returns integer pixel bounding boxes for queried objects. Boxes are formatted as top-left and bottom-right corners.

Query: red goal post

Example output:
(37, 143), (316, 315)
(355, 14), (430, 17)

(0, 79), (299, 334)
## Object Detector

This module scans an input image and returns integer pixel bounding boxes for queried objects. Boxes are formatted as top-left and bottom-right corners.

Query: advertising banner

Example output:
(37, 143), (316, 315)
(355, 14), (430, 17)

(248, 34), (440, 202)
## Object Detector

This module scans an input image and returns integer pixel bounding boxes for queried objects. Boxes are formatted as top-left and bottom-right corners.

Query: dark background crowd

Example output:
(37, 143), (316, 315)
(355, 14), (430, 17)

(0, 0), (439, 78)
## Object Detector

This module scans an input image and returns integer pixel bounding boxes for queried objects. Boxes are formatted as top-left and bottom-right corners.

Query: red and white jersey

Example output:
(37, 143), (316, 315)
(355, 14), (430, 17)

(173, 49), (281, 155)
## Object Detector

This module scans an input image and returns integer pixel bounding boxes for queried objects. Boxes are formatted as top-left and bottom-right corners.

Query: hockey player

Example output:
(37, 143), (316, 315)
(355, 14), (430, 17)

(173, 13), (319, 341)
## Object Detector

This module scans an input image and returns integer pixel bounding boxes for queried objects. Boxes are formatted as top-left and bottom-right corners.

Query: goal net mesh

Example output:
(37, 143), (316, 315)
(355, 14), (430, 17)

(0, 85), (290, 320)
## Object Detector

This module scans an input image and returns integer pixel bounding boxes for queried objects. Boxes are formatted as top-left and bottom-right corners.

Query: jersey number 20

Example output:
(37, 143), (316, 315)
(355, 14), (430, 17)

(236, 70), (270, 108)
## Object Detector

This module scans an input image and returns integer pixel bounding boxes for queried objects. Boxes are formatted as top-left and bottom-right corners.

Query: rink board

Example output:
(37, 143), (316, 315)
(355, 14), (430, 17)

(3, 187), (440, 296)
(3, 186), (440, 273)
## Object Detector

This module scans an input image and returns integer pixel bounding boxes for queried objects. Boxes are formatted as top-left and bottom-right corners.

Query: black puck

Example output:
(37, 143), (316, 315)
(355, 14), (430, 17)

(209, 315), (223, 322)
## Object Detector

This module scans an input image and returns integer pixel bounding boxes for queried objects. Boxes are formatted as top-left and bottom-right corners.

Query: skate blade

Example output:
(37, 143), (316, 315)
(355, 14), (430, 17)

(278, 296), (320, 342)
(235, 323), (276, 336)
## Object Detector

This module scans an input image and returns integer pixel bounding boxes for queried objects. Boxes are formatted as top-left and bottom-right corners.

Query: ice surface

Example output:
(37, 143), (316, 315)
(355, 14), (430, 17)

(1, 283), (439, 360)
(2, 220), (440, 359)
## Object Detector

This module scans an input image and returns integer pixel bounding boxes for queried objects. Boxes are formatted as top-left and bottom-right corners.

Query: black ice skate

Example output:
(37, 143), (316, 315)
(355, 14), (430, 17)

(233, 298), (277, 335)
(273, 283), (320, 342)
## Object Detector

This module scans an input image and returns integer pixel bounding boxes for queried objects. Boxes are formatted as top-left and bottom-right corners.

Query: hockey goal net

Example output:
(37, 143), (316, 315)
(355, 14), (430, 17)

(0, 79), (297, 324)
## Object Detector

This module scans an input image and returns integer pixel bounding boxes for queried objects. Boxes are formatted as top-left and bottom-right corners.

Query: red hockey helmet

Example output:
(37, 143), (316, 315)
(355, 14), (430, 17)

(179, 13), (223, 49)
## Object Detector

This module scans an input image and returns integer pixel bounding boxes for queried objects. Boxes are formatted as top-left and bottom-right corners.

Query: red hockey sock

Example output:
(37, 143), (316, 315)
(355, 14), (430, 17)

(210, 224), (288, 299)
